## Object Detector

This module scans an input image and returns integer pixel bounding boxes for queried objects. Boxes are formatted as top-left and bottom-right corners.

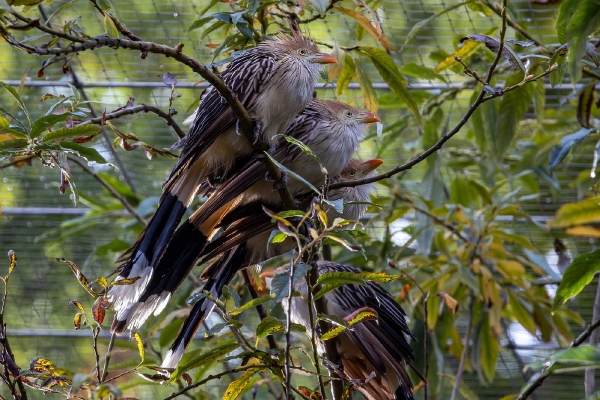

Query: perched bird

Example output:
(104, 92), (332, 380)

(285, 261), (418, 400)
(160, 159), (383, 369)
(108, 32), (336, 331)
(110, 102), (379, 333)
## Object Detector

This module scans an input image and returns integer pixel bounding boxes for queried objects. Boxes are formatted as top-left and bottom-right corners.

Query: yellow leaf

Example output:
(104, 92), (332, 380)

(565, 225), (600, 237)
(437, 292), (459, 315)
(434, 27), (498, 73)
(328, 45), (346, 81)
(134, 332), (145, 363)
(334, 5), (393, 50)
(223, 368), (257, 400)
(354, 58), (379, 112)
(495, 260), (525, 277)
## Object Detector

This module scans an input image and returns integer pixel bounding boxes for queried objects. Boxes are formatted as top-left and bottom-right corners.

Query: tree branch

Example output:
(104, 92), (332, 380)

(450, 292), (474, 400)
(67, 156), (147, 226)
(82, 104), (186, 139)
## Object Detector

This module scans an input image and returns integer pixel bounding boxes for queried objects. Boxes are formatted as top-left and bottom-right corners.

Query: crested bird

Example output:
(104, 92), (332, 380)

(110, 101), (379, 333)
(285, 261), (418, 400)
(160, 158), (383, 369)
(108, 32), (336, 331)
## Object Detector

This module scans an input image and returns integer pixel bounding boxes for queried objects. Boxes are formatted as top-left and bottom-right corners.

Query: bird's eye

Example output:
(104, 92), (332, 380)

(345, 111), (353, 118)
(298, 48), (308, 56)
(349, 171), (356, 177)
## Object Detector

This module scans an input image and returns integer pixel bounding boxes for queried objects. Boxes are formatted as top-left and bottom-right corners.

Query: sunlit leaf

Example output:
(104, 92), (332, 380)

(553, 249), (600, 311)
(321, 307), (378, 340)
(43, 125), (102, 143)
(223, 368), (257, 400)
(169, 342), (240, 382)
(229, 294), (273, 316)
(91, 297), (110, 325)
(337, 53), (356, 96)
(60, 142), (107, 164)
(7, 250), (16, 277)
(57, 258), (97, 298)
(103, 15), (119, 38)
(256, 316), (285, 338)
(333, 6), (393, 50)
(437, 292), (459, 315)
(354, 58), (379, 113)
(69, 300), (85, 313)
(550, 197), (600, 228)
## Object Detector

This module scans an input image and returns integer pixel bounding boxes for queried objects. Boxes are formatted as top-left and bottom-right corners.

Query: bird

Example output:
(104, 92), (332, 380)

(160, 158), (383, 370)
(107, 32), (337, 330)
(285, 261), (418, 400)
(110, 101), (379, 333)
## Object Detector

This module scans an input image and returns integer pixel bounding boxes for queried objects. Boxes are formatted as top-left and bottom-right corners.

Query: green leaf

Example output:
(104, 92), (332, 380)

(270, 262), (312, 305)
(552, 249), (600, 311)
(578, 82), (596, 128)
(550, 63), (568, 87)
(354, 57), (379, 113)
(229, 294), (273, 316)
(0, 139), (28, 150)
(479, 312), (499, 383)
(359, 47), (422, 126)
(276, 134), (327, 174)
(263, 152), (320, 195)
(223, 368), (257, 400)
(314, 272), (367, 301)
(42, 125), (102, 143)
(30, 113), (71, 138)
(550, 197), (600, 229)
(170, 342), (239, 382)
(0, 81), (30, 128)
(566, 0), (600, 83)
(256, 316), (284, 338)
(359, 271), (402, 283)
(556, 0), (583, 44)
(59, 142), (107, 164)
(321, 307), (378, 340)
(337, 53), (356, 96)
(310, 0), (328, 16)
(549, 127), (595, 171)
(507, 292), (536, 336)
(103, 15), (119, 38)
(403, 1), (475, 48)
(496, 72), (535, 156)
(188, 16), (214, 32)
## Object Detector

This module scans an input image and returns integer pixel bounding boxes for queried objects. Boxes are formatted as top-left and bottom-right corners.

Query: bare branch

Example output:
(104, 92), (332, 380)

(82, 104), (186, 139)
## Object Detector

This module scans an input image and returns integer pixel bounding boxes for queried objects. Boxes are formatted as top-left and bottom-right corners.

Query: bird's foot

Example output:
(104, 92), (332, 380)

(253, 121), (262, 145)
(349, 371), (377, 388)
(273, 171), (288, 191)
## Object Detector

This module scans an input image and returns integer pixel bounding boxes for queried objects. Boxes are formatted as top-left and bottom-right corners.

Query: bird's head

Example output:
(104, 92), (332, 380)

(264, 32), (337, 77)
(320, 100), (381, 134)
(340, 158), (384, 181)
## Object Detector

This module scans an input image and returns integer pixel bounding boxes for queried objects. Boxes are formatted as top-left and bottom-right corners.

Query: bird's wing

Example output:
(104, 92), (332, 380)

(166, 50), (278, 186)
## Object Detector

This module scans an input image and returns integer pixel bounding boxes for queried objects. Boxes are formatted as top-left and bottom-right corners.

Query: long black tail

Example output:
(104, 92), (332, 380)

(111, 216), (208, 333)
(161, 244), (247, 369)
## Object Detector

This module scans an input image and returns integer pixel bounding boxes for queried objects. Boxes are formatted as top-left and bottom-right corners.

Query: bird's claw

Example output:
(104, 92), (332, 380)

(273, 171), (288, 191)
(349, 371), (377, 388)
(253, 121), (262, 145)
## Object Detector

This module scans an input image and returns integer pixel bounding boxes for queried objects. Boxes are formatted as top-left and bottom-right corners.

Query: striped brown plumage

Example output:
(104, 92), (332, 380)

(159, 159), (382, 369)
(109, 100), (378, 334)
(287, 261), (419, 400)
(108, 32), (336, 333)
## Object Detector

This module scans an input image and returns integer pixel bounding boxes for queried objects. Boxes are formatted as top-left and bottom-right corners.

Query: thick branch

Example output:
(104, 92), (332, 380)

(3, 10), (298, 209)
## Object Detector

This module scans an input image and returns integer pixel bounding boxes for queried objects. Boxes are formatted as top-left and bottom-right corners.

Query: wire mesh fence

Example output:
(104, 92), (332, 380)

(0, 0), (598, 398)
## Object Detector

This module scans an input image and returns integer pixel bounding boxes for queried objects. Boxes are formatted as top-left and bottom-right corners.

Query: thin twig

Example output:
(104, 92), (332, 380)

(307, 265), (330, 400)
(161, 364), (270, 400)
(449, 292), (475, 400)
(516, 316), (600, 400)
(92, 327), (101, 383)
(284, 257), (297, 399)
(101, 332), (116, 382)
(67, 156), (147, 226)
(82, 104), (186, 139)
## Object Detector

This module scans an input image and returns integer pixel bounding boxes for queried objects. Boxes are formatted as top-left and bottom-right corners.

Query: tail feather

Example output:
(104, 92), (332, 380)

(161, 245), (247, 369)
(110, 217), (208, 334)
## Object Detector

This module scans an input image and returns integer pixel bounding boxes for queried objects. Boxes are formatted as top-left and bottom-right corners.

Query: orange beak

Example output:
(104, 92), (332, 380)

(259, 269), (278, 279)
(311, 52), (338, 64)
(357, 111), (381, 124)
(361, 158), (384, 174)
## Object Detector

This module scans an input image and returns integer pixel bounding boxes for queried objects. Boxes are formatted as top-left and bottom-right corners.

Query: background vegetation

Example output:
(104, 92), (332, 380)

(0, 0), (600, 399)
